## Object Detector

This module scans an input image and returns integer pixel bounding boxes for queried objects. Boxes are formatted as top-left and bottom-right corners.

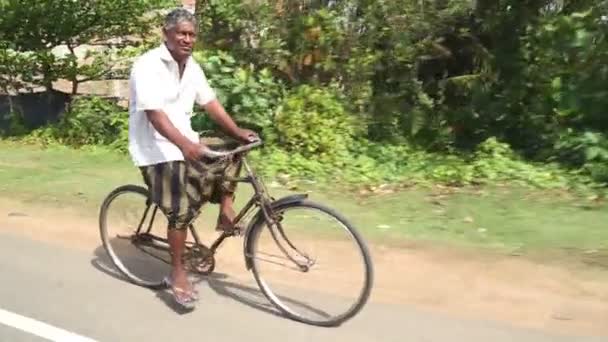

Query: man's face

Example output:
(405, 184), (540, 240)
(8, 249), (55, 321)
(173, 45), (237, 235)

(164, 21), (196, 62)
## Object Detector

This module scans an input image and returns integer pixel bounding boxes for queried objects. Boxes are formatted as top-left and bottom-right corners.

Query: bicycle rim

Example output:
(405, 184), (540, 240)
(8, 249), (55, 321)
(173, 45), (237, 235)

(99, 185), (171, 288)
(249, 200), (373, 326)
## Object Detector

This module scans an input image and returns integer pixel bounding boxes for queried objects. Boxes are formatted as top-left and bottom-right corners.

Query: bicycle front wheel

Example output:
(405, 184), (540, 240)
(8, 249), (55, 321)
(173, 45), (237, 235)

(248, 200), (373, 327)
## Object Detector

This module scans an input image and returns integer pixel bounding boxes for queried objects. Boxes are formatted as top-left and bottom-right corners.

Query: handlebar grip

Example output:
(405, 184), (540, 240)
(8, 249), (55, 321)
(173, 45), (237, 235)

(199, 139), (263, 159)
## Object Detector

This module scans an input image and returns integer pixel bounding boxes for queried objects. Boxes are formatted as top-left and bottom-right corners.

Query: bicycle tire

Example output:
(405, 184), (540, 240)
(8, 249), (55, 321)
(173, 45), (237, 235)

(98, 184), (167, 289)
(247, 199), (374, 327)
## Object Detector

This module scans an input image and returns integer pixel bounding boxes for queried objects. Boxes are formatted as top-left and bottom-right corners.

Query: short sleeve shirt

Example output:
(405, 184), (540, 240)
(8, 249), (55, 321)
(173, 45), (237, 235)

(127, 43), (216, 166)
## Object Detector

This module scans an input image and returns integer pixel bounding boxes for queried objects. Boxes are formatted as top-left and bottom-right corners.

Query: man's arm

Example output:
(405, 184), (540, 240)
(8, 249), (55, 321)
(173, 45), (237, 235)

(130, 60), (204, 161)
(202, 99), (241, 138)
(145, 110), (202, 161)
(194, 64), (257, 143)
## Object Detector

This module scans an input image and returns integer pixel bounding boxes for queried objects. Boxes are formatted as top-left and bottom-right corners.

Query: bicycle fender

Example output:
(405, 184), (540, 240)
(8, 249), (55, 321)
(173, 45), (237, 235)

(243, 194), (308, 270)
(269, 194), (308, 208)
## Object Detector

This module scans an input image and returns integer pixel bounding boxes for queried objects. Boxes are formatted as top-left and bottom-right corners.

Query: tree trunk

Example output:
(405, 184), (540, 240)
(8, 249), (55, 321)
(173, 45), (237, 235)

(67, 43), (79, 95)
(42, 62), (54, 93)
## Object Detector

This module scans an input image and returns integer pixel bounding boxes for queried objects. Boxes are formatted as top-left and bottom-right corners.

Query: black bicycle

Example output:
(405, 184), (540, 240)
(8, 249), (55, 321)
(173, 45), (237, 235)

(98, 140), (373, 327)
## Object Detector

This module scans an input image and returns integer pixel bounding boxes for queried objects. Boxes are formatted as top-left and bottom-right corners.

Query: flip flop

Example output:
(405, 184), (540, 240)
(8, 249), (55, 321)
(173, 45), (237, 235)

(162, 276), (198, 310)
(164, 276), (200, 298)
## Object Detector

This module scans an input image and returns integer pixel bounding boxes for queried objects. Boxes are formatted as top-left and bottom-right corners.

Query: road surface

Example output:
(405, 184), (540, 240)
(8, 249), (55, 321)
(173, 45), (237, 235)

(0, 231), (603, 342)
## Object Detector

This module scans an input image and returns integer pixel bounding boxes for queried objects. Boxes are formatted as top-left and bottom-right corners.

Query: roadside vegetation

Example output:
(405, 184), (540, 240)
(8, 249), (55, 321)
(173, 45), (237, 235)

(0, 1), (606, 263)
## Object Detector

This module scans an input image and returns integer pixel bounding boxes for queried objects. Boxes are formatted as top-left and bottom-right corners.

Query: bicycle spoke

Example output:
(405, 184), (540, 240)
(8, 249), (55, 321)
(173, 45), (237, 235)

(249, 200), (373, 326)
(245, 252), (311, 272)
(100, 185), (172, 287)
(266, 220), (314, 271)
(143, 206), (158, 235)
(134, 204), (151, 235)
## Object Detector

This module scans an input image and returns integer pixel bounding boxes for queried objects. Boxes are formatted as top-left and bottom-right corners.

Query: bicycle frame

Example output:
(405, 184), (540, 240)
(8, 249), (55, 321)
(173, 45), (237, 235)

(128, 154), (312, 271)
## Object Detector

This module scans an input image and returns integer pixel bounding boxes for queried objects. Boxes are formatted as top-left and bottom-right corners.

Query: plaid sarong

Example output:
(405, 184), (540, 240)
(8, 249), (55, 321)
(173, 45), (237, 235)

(139, 136), (242, 230)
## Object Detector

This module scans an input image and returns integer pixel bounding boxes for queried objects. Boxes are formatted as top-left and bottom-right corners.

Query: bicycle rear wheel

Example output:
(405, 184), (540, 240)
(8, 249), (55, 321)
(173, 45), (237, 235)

(98, 185), (172, 288)
(247, 200), (373, 327)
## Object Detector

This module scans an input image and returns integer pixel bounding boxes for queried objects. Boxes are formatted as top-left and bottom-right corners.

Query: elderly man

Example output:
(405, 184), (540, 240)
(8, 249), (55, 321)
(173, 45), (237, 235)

(128, 8), (257, 308)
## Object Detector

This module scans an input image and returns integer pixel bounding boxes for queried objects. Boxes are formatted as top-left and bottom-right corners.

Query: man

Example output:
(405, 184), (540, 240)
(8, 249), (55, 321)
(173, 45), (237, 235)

(128, 8), (257, 309)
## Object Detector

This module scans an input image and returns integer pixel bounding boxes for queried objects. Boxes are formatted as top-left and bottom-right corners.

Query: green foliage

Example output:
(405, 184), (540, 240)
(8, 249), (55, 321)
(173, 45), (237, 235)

(274, 85), (356, 161)
(553, 131), (608, 184)
(27, 97), (128, 152)
(252, 136), (585, 190)
(458, 1), (608, 153)
(469, 138), (570, 188)
(0, 47), (34, 94)
(195, 0), (475, 145)
(0, 0), (161, 93)
(528, 7), (608, 135)
(3, 0), (607, 192)
(191, 50), (284, 134)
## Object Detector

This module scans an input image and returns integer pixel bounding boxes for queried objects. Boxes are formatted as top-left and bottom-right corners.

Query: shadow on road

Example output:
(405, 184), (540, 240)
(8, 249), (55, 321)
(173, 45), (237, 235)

(90, 241), (213, 284)
(90, 242), (331, 324)
(206, 277), (333, 323)
(206, 277), (282, 317)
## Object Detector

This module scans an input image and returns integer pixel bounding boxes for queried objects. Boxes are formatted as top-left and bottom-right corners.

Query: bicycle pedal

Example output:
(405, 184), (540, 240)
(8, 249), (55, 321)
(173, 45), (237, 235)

(235, 226), (247, 236)
(220, 225), (243, 237)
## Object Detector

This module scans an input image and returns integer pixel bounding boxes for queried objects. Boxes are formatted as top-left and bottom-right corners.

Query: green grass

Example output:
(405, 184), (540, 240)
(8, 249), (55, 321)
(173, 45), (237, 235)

(1, 140), (607, 265)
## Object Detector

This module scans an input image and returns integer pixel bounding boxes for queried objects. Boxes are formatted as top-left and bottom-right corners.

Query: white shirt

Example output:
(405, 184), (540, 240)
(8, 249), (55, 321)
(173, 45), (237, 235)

(127, 43), (216, 166)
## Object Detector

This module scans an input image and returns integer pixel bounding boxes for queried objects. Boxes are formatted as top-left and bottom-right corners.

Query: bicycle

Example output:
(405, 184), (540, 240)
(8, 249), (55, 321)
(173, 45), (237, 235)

(98, 140), (373, 327)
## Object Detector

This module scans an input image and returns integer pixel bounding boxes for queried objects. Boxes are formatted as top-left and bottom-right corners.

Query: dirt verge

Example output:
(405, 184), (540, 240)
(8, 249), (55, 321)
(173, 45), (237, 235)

(0, 197), (606, 337)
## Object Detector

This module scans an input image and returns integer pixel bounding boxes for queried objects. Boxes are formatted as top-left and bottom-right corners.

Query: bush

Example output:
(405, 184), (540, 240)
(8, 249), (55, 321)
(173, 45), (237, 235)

(274, 85), (356, 162)
(192, 49), (284, 136)
(27, 96), (128, 151)
(469, 137), (570, 188)
(553, 131), (608, 184)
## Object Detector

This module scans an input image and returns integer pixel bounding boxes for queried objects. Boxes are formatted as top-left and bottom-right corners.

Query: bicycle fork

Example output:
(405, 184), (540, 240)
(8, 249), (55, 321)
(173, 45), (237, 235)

(258, 201), (315, 272)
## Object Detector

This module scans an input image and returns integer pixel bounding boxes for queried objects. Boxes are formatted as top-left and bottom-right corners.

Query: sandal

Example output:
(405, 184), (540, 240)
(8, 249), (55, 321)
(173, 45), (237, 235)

(162, 276), (198, 310)
(164, 276), (200, 299)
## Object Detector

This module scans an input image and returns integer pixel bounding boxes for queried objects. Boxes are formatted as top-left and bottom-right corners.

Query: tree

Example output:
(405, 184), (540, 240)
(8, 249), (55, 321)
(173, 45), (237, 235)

(0, 0), (164, 95)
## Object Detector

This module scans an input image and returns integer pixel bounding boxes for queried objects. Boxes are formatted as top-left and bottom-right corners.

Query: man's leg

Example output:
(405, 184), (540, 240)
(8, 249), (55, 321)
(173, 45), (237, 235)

(140, 162), (197, 305)
(166, 164), (201, 302)
(167, 227), (193, 297)
(215, 156), (242, 232)
(217, 192), (237, 231)
(199, 135), (243, 233)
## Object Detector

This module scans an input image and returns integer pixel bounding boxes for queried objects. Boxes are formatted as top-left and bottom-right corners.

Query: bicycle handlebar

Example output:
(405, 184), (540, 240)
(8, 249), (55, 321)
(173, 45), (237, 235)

(199, 139), (263, 159)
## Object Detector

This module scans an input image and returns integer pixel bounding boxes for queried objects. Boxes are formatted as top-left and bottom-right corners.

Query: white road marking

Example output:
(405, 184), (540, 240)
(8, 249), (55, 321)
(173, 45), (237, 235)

(0, 308), (97, 342)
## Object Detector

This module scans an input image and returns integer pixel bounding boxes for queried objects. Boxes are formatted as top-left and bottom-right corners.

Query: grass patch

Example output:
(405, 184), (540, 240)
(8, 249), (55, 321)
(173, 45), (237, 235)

(1, 140), (607, 266)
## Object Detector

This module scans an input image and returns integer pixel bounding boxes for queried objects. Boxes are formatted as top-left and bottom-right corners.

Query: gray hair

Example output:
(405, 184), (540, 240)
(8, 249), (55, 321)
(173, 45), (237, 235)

(163, 8), (197, 31)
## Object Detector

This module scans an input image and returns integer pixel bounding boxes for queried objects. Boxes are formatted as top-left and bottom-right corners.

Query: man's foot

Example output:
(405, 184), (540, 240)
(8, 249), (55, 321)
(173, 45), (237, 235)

(216, 206), (241, 234)
(164, 269), (198, 309)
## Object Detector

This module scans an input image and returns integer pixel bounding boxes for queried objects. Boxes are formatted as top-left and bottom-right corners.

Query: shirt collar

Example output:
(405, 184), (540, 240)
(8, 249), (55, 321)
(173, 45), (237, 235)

(158, 42), (194, 70)
(158, 42), (174, 62)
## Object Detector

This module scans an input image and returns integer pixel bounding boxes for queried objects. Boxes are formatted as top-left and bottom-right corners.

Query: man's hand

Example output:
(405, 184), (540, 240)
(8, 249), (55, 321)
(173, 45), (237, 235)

(203, 100), (260, 144)
(145, 110), (204, 162)
(235, 128), (260, 144)
(179, 140), (204, 162)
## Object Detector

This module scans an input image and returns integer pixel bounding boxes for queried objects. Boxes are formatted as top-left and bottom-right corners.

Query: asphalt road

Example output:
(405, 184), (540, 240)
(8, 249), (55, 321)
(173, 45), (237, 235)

(0, 231), (603, 342)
